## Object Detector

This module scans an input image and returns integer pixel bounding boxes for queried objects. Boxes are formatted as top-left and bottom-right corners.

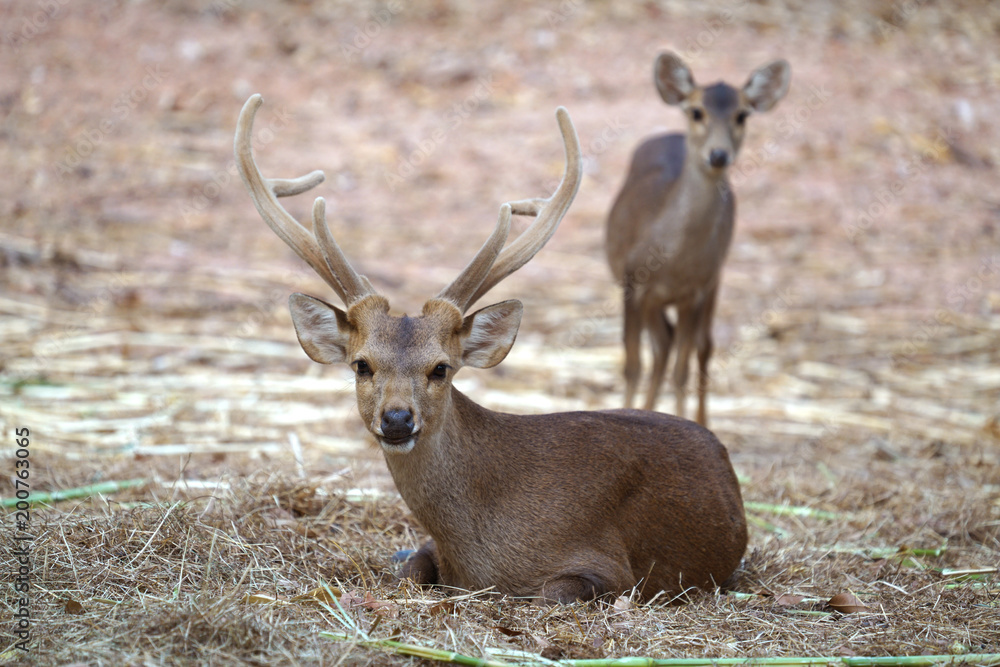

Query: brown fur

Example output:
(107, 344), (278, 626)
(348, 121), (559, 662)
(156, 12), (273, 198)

(293, 297), (747, 603)
(606, 52), (790, 426)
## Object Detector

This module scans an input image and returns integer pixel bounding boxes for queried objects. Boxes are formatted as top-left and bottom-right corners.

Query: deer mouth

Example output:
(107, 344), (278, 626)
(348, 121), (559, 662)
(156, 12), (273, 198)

(379, 433), (417, 454)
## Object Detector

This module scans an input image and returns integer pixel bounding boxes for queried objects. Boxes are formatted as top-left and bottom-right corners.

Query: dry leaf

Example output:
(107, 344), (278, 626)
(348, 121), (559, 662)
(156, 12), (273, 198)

(428, 600), (456, 616)
(339, 590), (366, 609)
(827, 592), (869, 613)
(64, 598), (86, 615)
(339, 590), (399, 618)
(493, 625), (524, 637)
(291, 585), (342, 604)
(775, 593), (804, 606)
(241, 593), (288, 605)
(613, 595), (632, 611)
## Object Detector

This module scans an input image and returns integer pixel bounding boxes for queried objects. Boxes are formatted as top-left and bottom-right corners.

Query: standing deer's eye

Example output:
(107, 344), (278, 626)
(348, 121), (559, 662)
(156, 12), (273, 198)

(430, 364), (449, 380)
(690, 107), (705, 122)
(354, 360), (372, 377)
(735, 110), (749, 125)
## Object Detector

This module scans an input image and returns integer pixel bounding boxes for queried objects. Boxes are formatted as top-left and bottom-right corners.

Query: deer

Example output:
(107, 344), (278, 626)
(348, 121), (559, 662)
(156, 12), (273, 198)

(234, 93), (747, 604)
(606, 52), (790, 427)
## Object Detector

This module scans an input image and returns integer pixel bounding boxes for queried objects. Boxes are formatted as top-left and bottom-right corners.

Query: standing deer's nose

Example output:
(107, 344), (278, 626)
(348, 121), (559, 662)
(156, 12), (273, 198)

(709, 149), (729, 169)
(381, 409), (415, 440)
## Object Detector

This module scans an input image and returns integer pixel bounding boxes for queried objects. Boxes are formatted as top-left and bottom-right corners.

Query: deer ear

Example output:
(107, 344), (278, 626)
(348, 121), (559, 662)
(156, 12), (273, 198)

(743, 60), (790, 112)
(655, 52), (695, 106)
(288, 293), (353, 364)
(460, 300), (523, 369)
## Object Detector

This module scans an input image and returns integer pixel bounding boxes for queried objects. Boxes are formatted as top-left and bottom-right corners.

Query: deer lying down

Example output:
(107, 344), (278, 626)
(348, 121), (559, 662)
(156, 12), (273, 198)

(234, 94), (747, 603)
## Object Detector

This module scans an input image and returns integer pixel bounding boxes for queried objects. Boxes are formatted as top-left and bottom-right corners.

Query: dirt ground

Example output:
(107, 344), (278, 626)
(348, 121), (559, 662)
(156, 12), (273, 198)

(1, 0), (999, 665)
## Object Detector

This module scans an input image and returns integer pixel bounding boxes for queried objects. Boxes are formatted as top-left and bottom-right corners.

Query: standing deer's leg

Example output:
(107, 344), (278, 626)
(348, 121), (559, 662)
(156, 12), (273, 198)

(694, 285), (719, 427)
(643, 305), (674, 412)
(671, 302), (698, 419)
(622, 282), (643, 409)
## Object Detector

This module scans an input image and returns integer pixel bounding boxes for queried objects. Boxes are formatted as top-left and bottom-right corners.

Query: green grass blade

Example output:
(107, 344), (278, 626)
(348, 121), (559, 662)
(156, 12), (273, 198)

(1, 478), (147, 507)
(320, 633), (512, 666)
(744, 501), (841, 521)
(564, 655), (1000, 667)
(745, 512), (791, 537)
(321, 629), (1000, 667)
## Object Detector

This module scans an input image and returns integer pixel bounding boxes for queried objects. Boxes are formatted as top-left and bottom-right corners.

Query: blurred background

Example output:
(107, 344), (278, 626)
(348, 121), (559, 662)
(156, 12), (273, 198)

(1, 0), (998, 488)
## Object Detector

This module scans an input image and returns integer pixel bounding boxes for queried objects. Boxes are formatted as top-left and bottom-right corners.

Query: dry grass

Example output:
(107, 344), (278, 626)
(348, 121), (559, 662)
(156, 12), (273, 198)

(2, 0), (1000, 664)
(6, 463), (998, 665)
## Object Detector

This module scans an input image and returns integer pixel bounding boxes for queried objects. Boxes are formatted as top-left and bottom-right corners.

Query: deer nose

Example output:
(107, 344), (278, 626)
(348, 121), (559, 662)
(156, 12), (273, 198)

(709, 149), (729, 169)
(381, 409), (415, 440)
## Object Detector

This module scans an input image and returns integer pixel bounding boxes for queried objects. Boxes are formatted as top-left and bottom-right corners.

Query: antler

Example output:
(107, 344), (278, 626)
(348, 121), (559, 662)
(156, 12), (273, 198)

(234, 94), (374, 307)
(437, 107), (583, 313)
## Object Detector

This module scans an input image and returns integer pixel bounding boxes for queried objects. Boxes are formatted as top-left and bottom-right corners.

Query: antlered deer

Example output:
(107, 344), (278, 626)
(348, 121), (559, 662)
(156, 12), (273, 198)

(235, 94), (746, 603)
(606, 52), (790, 426)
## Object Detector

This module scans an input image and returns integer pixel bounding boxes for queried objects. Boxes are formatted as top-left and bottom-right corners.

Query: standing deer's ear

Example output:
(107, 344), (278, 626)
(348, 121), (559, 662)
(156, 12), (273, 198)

(459, 300), (523, 369)
(655, 52), (696, 106)
(288, 293), (353, 364)
(742, 60), (791, 112)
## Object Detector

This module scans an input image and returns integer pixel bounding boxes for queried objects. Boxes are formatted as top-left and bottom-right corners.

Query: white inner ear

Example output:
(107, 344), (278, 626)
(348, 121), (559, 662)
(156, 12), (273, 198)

(288, 293), (352, 365)
(744, 62), (790, 112)
(655, 53), (695, 105)
(461, 300), (523, 369)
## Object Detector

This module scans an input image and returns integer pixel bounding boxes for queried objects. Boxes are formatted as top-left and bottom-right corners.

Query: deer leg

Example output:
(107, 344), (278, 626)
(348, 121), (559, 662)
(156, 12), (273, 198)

(643, 305), (674, 412)
(537, 573), (613, 604)
(622, 284), (643, 409)
(397, 539), (439, 585)
(671, 303), (697, 420)
(694, 286), (719, 427)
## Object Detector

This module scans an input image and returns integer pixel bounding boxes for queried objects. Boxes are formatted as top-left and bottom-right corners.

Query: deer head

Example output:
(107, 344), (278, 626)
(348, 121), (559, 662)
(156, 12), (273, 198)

(234, 94), (581, 455)
(655, 51), (790, 174)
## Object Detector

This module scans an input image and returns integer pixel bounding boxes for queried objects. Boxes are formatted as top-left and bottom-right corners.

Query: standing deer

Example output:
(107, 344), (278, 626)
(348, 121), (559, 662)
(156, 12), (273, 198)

(235, 94), (746, 603)
(606, 52), (790, 426)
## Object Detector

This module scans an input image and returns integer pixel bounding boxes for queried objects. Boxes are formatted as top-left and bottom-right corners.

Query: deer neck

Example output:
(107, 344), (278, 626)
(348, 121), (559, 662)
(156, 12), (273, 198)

(672, 150), (731, 227)
(381, 388), (504, 538)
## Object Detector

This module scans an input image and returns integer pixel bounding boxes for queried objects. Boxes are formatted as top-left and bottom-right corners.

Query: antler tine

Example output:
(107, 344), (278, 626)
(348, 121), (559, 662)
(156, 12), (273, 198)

(310, 196), (375, 302)
(436, 203), (513, 310)
(235, 94), (373, 306)
(466, 106), (582, 308)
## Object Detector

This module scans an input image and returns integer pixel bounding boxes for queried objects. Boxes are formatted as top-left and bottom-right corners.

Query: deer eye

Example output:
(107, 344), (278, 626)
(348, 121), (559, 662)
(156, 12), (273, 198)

(430, 364), (449, 380)
(690, 107), (705, 122)
(354, 360), (372, 377)
(735, 110), (749, 125)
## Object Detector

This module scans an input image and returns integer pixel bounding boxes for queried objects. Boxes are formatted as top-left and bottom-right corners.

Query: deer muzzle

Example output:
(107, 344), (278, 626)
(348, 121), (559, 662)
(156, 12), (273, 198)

(378, 408), (418, 453)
